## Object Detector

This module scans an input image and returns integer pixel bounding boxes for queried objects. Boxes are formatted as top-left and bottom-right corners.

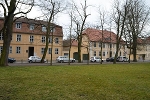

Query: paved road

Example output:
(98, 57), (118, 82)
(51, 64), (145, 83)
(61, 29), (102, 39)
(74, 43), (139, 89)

(8, 60), (150, 66)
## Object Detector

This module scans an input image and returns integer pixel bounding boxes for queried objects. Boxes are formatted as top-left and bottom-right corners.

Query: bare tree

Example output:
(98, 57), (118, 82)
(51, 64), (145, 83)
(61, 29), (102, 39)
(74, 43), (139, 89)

(71, 0), (90, 63)
(97, 8), (107, 64)
(0, 0), (34, 66)
(112, 0), (129, 64)
(37, 0), (65, 64)
(125, 0), (150, 62)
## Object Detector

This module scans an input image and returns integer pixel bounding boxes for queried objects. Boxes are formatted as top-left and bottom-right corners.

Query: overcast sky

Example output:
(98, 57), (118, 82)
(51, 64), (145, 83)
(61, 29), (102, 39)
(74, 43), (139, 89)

(27, 0), (150, 35)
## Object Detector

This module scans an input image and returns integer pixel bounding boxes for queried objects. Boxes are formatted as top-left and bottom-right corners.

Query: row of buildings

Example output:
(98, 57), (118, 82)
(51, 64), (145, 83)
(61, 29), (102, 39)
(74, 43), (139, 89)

(0, 17), (150, 61)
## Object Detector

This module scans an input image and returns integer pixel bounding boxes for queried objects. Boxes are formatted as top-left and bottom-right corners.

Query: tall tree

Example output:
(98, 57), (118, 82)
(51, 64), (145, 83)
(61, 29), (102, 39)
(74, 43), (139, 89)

(71, 0), (90, 63)
(125, 0), (150, 62)
(97, 8), (107, 64)
(38, 0), (65, 64)
(0, 0), (34, 66)
(112, 0), (129, 64)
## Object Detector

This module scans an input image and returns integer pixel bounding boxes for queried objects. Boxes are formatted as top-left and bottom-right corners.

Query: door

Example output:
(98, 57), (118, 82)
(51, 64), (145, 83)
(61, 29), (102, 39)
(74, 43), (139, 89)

(73, 52), (78, 60)
(28, 47), (34, 57)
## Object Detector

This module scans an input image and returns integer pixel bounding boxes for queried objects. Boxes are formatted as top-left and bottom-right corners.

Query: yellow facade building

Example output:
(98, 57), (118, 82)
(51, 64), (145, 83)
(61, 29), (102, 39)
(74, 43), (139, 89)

(0, 17), (63, 61)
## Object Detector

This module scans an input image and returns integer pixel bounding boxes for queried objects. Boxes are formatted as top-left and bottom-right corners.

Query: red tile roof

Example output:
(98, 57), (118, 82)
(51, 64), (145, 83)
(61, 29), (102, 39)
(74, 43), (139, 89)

(82, 28), (121, 43)
(63, 39), (78, 47)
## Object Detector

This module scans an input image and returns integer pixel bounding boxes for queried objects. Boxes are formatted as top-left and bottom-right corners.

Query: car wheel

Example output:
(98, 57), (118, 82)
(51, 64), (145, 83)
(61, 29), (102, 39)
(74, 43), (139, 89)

(72, 60), (75, 63)
(29, 60), (32, 63)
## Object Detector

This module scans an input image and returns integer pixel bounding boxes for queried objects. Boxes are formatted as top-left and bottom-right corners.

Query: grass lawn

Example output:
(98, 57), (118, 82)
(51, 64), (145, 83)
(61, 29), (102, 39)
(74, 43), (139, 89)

(0, 63), (150, 100)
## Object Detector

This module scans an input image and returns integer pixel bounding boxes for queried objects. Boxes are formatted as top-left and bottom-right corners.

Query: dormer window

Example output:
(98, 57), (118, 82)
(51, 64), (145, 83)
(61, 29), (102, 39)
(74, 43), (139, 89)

(30, 24), (34, 30)
(42, 25), (47, 32)
(16, 22), (22, 29)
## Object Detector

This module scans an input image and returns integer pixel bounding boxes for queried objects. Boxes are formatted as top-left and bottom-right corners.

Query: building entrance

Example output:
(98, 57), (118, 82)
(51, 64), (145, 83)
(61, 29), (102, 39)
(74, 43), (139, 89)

(28, 47), (34, 57)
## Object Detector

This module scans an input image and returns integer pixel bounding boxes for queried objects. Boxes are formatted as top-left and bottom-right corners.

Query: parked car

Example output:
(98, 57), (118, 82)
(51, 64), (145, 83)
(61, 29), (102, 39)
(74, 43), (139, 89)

(90, 56), (103, 62)
(106, 57), (115, 62)
(28, 56), (46, 63)
(56, 56), (75, 63)
(8, 57), (16, 63)
(117, 56), (128, 62)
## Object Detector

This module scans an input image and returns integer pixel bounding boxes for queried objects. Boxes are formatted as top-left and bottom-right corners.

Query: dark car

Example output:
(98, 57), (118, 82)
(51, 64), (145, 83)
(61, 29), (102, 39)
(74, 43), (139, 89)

(8, 57), (16, 63)
(106, 57), (115, 62)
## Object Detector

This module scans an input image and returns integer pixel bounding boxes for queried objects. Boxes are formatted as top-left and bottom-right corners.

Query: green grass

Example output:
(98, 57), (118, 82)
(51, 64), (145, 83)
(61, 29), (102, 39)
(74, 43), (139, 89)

(0, 63), (150, 100)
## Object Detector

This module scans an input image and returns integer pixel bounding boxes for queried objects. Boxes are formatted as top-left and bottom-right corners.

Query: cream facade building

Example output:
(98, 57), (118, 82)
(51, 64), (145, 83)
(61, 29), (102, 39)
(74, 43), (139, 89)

(0, 18), (63, 61)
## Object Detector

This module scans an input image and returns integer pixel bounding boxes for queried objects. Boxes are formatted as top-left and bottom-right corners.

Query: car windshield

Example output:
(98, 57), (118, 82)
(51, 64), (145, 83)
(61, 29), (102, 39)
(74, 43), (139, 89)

(95, 57), (100, 59)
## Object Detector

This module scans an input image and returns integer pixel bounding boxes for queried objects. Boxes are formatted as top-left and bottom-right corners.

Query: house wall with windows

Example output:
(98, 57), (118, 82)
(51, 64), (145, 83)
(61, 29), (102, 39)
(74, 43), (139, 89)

(81, 28), (127, 60)
(0, 17), (63, 61)
(62, 28), (128, 61)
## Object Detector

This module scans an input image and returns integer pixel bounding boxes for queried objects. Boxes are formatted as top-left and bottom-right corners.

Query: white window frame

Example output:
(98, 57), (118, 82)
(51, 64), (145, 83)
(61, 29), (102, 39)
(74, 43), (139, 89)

(94, 42), (96, 47)
(99, 42), (101, 47)
(16, 22), (22, 29)
(48, 48), (52, 54)
(0, 33), (3, 40)
(103, 43), (105, 48)
(93, 51), (96, 56)
(41, 36), (46, 43)
(16, 34), (21, 41)
(16, 47), (21, 53)
(30, 35), (34, 42)
(49, 37), (52, 43)
(41, 48), (45, 54)
(55, 38), (59, 44)
(9, 46), (12, 53)
(42, 25), (47, 32)
(99, 51), (101, 56)
(55, 48), (58, 54)
(30, 24), (35, 30)
(103, 52), (105, 56)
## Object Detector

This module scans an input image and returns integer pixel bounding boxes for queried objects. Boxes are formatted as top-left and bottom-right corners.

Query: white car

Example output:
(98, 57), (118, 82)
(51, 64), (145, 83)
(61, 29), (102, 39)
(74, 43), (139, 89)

(117, 56), (128, 62)
(28, 56), (46, 63)
(56, 56), (75, 63)
(90, 56), (103, 62)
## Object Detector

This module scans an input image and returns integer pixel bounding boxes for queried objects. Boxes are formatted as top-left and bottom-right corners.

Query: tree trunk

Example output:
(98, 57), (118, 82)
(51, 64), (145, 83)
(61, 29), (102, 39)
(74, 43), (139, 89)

(78, 35), (82, 63)
(0, 15), (14, 66)
(132, 34), (137, 62)
(41, 33), (49, 63)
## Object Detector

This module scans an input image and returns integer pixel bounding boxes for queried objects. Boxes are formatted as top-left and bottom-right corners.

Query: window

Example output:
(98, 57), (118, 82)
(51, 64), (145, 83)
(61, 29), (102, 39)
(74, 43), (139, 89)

(103, 43), (105, 48)
(16, 47), (21, 53)
(0, 46), (3, 53)
(0, 33), (3, 40)
(99, 42), (101, 47)
(93, 51), (96, 56)
(41, 48), (45, 54)
(94, 42), (96, 47)
(30, 24), (34, 30)
(42, 36), (46, 43)
(30, 35), (34, 42)
(55, 48), (58, 54)
(110, 43), (112, 48)
(16, 34), (21, 41)
(42, 25), (46, 32)
(55, 38), (59, 44)
(48, 48), (52, 54)
(99, 51), (101, 56)
(49, 37), (52, 43)
(103, 52), (105, 56)
(9, 46), (12, 53)
(64, 53), (68, 56)
(50, 26), (55, 32)
(16, 22), (22, 29)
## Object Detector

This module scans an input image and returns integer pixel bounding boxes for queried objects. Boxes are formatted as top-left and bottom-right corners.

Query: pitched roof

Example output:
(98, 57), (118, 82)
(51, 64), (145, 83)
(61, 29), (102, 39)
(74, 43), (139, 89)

(63, 39), (78, 47)
(0, 17), (63, 37)
(82, 28), (120, 43)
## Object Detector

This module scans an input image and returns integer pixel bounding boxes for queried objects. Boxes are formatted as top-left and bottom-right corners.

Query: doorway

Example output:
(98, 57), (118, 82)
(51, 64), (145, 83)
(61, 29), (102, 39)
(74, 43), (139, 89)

(28, 47), (34, 57)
